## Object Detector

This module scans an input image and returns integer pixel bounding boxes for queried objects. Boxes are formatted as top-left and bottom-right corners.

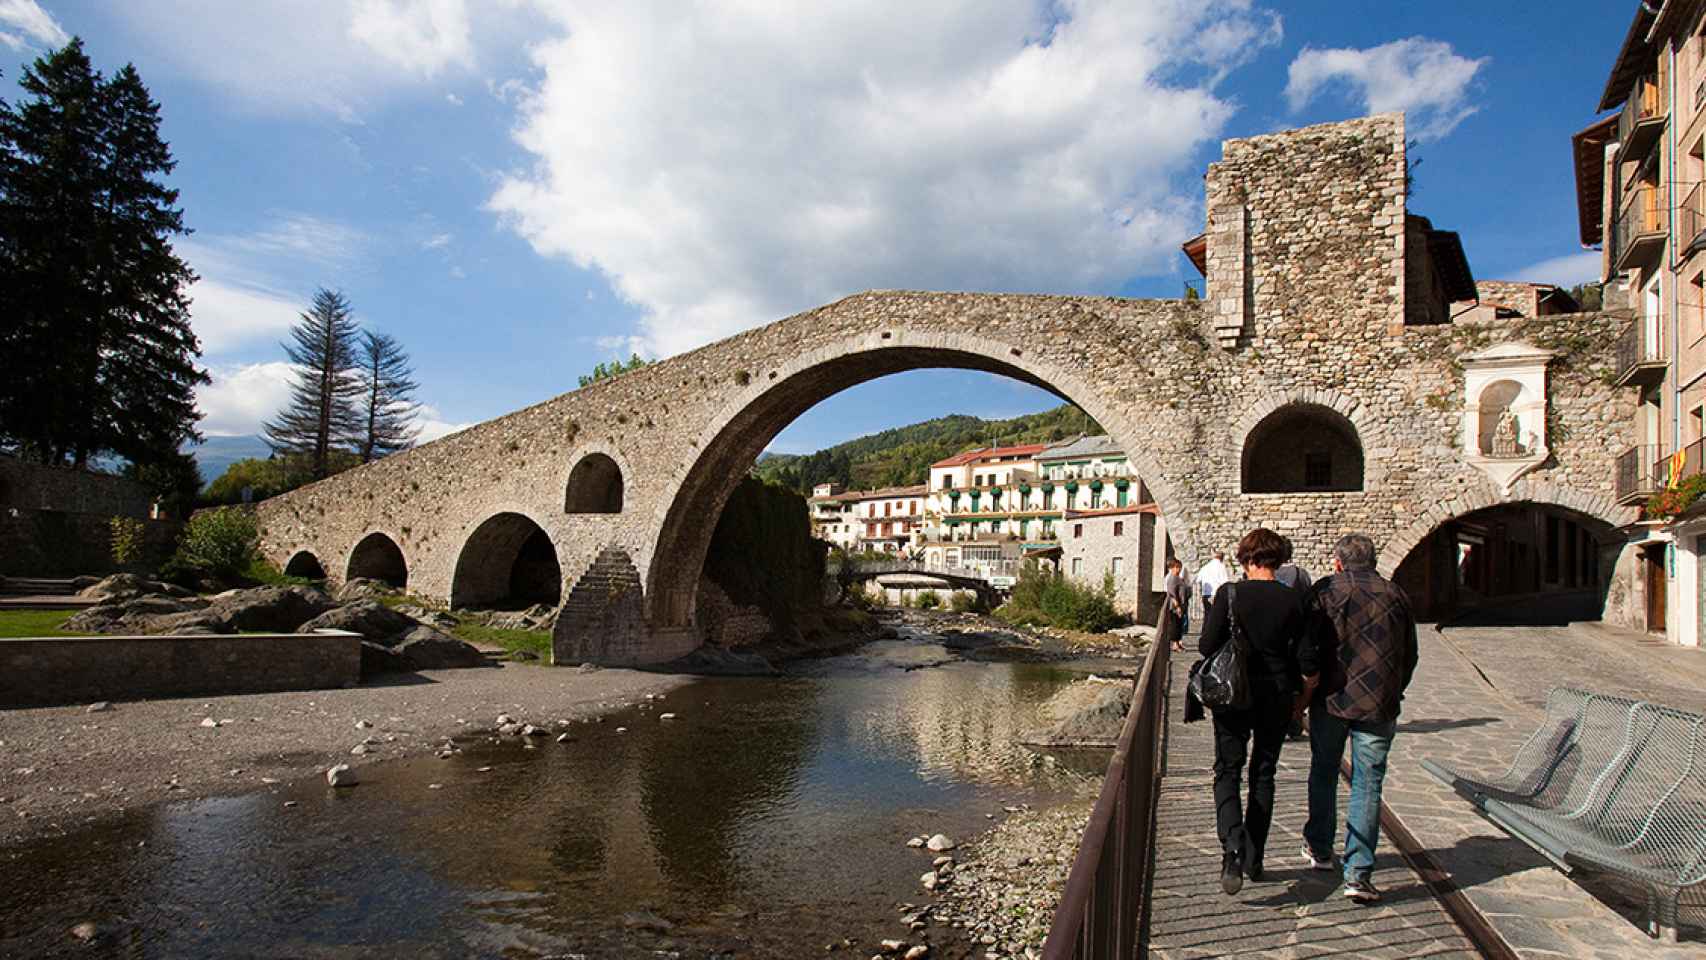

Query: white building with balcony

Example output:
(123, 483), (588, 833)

(808, 483), (927, 554)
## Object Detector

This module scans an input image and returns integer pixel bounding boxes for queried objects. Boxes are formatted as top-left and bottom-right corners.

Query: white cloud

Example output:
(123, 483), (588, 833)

(416, 404), (473, 443)
(349, 0), (473, 76)
(490, 0), (1282, 357)
(177, 214), (367, 356)
(196, 362), (297, 437)
(422, 232), (453, 250)
(445, 92), (464, 107)
(0, 0), (67, 51)
(106, 0), (496, 117)
(1285, 37), (1486, 141)
(1507, 251), (1601, 288)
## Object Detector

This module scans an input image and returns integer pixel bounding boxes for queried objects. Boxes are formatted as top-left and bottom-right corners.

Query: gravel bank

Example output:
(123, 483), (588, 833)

(932, 798), (1097, 959)
(0, 662), (688, 846)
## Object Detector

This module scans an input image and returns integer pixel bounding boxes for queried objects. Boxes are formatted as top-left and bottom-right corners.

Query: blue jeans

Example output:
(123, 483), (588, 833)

(1304, 710), (1395, 883)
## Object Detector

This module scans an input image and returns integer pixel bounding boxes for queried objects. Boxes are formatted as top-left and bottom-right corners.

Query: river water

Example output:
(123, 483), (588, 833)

(1, 636), (1117, 958)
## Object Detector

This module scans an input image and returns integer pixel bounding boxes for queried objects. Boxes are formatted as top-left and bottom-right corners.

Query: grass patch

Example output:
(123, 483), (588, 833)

(451, 623), (552, 659)
(0, 608), (95, 638)
(242, 557), (317, 589)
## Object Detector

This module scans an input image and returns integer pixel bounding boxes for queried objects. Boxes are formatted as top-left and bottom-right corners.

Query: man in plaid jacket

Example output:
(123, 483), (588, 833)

(1295, 533), (1419, 904)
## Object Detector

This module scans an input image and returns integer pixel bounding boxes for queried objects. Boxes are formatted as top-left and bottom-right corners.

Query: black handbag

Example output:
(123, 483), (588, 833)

(1189, 583), (1251, 712)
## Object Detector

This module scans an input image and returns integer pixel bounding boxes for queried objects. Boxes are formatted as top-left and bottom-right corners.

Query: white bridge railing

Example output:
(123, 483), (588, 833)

(828, 559), (1008, 586)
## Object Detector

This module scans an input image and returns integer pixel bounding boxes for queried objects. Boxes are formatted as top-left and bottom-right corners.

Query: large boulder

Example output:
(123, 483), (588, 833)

(394, 626), (487, 670)
(77, 573), (191, 603)
(360, 640), (409, 675)
(298, 600), (418, 644)
(336, 578), (398, 603)
(62, 594), (210, 634)
(192, 585), (336, 633)
(1022, 680), (1133, 748)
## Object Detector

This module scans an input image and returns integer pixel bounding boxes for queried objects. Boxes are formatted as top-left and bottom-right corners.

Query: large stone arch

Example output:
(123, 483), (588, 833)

(346, 531), (408, 588)
(635, 328), (1196, 634)
(1378, 478), (1634, 577)
(1233, 388), (1388, 492)
(451, 509), (564, 609)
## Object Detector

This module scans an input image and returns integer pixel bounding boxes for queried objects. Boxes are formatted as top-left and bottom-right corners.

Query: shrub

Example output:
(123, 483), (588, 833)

(997, 561), (1120, 632)
(109, 516), (146, 567)
(1647, 472), (1706, 519)
(949, 591), (986, 614)
(172, 507), (259, 580)
(917, 590), (942, 609)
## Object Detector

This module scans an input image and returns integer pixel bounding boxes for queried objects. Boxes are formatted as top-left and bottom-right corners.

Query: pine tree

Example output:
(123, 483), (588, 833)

(0, 38), (206, 466)
(356, 329), (421, 462)
(263, 288), (363, 480)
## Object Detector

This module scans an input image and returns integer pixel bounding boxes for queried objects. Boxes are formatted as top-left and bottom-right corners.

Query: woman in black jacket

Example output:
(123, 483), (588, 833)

(1198, 527), (1311, 894)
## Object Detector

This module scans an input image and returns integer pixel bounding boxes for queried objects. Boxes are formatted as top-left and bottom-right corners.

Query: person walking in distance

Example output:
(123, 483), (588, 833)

(1298, 533), (1419, 905)
(1162, 557), (1191, 650)
(1199, 529), (1310, 894)
(1195, 549), (1231, 621)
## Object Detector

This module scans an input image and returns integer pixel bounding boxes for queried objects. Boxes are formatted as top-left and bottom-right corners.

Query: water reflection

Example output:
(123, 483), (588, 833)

(1, 641), (1099, 958)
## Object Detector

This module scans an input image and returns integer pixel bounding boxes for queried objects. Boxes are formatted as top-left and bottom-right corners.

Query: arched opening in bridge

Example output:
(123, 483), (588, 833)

(1241, 403), (1364, 493)
(566, 453), (624, 513)
(346, 532), (407, 588)
(283, 550), (327, 581)
(452, 512), (563, 609)
(1391, 501), (1614, 625)
(570, 346), (1186, 668)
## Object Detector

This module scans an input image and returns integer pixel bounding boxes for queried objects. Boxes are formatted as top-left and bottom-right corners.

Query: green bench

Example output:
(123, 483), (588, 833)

(1423, 687), (1705, 942)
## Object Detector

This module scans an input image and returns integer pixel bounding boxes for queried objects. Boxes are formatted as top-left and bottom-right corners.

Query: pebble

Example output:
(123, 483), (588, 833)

(521, 724), (547, 737)
(86, 702), (111, 714)
(354, 719), (372, 730)
(496, 714), (515, 726)
(906, 837), (926, 848)
(920, 871), (940, 891)
(428, 783), (442, 790)
(659, 713), (677, 721)
(477, 766), (492, 773)
(69, 921), (98, 942)
(556, 733), (573, 743)
(198, 717), (218, 728)
(926, 834), (956, 852)
(350, 744), (371, 756)
(879, 940), (905, 953)
(325, 764), (356, 787)
(905, 947), (929, 960)
(283, 800), (298, 808)
(615, 727), (627, 734)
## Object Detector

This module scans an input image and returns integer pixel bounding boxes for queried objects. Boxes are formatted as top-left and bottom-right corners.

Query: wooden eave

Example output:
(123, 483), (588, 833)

(1572, 115), (1617, 247)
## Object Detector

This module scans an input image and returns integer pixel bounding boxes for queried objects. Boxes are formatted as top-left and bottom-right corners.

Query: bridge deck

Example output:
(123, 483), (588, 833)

(1145, 653), (1477, 959)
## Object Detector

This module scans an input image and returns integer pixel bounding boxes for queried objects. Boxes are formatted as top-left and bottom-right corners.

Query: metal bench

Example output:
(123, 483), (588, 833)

(1424, 689), (1706, 942)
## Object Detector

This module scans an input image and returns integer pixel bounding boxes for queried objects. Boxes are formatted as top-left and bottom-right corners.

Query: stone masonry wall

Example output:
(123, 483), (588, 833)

(0, 456), (153, 518)
(253, 113), (1638, 665)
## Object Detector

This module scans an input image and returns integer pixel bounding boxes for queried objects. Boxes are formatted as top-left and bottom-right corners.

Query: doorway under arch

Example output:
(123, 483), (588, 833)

(284, 550), (328, 580)
(451, 512), (564, 609)
(1391, 500), (1614, 624)
(346, 532), (408, 588)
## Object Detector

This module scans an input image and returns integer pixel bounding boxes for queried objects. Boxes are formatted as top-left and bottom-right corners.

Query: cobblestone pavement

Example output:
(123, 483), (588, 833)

(1147, 655), (1478, 959)
(1382, 623), (1706, 958)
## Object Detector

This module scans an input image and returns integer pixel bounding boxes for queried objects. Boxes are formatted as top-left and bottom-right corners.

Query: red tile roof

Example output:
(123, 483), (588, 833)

(930, 443), (1050, 468)
(809, 484), (927, 503)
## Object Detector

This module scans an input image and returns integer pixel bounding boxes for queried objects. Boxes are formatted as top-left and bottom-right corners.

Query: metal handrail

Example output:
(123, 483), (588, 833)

(1618, 444), (1662, 502)
(1042, 627), (1172, 959)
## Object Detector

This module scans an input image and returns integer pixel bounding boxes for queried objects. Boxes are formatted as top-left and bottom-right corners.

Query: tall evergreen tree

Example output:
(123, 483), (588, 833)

(263, 288), (362, 480)
(356, 329), (421, 462)
(0, 39), (206, 466)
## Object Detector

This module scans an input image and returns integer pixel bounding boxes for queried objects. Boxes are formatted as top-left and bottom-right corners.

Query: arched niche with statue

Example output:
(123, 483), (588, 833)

(1461, 341), (1555, 494)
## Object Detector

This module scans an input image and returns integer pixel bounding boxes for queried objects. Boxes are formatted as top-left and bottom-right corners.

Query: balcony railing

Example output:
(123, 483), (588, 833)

(1614, 321), (1667, 387)
(1618, 73), (1665, 163)
(1653, 439), (1706, 492)
(1614, 182), (1667, 271)
(1618, 444), (1663, 505)
(1684, 182), (1706, 258)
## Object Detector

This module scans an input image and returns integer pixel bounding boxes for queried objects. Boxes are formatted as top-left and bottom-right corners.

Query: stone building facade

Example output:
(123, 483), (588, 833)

(253, 113), (1640, 665)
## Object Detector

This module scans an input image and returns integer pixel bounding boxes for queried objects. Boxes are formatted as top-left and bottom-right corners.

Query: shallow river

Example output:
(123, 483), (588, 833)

(2, 636), (1117, 958)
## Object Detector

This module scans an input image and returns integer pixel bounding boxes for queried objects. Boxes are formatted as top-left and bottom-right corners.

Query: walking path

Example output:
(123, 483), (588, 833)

(1147, 654), (1478, 959)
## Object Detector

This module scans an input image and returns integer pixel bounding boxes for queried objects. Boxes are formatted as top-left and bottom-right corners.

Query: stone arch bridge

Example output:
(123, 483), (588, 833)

(255, 114), (1638, 665)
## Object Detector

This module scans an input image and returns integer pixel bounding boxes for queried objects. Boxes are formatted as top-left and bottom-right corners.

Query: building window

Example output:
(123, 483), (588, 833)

(1113, 521), (1124, 537)
(1073, 523), (1083, 539)
(1071, 557), (1083, 576)
(1111, 556), (1124, 576)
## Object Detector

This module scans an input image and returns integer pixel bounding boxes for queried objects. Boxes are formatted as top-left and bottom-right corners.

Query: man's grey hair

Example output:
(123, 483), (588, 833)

(1334, 534), (1377, 570)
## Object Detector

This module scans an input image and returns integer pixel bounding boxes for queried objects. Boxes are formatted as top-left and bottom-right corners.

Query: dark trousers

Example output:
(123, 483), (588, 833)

(1210, 695), (1290, 866)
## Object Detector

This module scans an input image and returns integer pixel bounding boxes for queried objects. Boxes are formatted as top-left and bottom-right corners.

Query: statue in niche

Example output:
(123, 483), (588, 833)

(1490, 407), (1525, 458)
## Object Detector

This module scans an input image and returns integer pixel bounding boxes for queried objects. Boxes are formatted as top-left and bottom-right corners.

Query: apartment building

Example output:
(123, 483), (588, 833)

(807, 483), (927, 554)
(1579, 0), (1706, 645)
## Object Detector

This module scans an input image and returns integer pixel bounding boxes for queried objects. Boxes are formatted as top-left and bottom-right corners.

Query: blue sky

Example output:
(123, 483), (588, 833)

(3, 1), (1631, 463)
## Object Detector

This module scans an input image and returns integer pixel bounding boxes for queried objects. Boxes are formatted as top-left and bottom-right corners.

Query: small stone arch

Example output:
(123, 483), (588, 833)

(346, 532), (408, 588)
(452, 511), (564, 608)
(1240, 401), (1365, 493)
(283, 550), (327, 580)
(565, 452), (624, 514)
(1379, 478), (1634, 576)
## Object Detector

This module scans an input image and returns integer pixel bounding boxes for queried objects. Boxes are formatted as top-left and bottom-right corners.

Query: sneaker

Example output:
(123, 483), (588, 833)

(1343, 878), (1382, 904)
(1300, 844), (1334, 872)
(1220, 852), (1244, 895)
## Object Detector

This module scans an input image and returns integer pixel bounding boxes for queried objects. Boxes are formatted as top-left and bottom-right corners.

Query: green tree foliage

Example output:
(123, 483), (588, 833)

(171, 506), (257, 579)
(202, 451), (358, 505)
(356, 330), (421, 462)
(997, 561), (1120, 632)
(0, 39), (207, 467)
(578, 353), (649, 388)
(755, 404), (1104, 494)
(108, 516), (145, 566)
(263, 288), (363, 479)
(1568, 282), (1603, 312)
